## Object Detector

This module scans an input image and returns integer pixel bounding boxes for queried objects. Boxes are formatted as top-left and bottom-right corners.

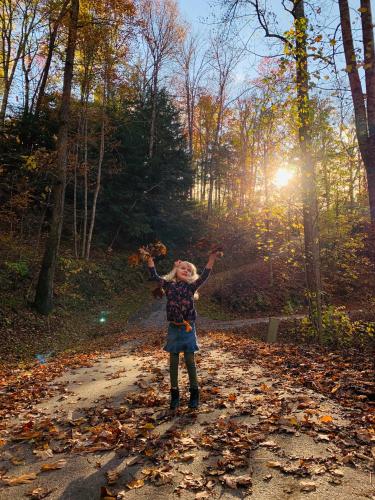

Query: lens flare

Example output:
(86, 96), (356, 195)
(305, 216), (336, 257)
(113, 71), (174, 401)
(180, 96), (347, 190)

(274, 168), (294, 188)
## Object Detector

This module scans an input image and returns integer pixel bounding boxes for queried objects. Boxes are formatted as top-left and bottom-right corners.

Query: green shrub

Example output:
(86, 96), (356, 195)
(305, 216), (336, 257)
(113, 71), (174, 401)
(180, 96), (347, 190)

(4, 260), (29, 278)
(300, 305), (372, 348)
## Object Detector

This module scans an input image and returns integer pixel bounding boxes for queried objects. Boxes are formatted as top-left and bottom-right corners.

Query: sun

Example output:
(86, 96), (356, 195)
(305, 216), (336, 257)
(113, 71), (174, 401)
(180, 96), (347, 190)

(274, 168), (294, 188)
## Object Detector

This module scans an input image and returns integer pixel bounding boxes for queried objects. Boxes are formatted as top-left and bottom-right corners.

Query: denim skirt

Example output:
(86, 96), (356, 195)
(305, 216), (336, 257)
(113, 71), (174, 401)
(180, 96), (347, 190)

(164, 322), (199, 353)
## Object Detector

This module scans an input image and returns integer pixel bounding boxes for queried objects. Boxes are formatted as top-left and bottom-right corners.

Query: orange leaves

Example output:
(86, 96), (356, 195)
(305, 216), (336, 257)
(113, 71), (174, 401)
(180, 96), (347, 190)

(26, 487), (54, 499)
(126, 478), (145, 489)
(2, 472), (37, 486)
(127, 253), (140, 267)
(40, 459), (67, 471)
(319, 415), (334, 424)
(128, 241), (168, 267)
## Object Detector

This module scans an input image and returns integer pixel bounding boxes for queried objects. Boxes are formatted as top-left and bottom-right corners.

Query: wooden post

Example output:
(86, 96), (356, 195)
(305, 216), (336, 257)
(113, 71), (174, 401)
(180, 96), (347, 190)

(267, 317), (280, 343)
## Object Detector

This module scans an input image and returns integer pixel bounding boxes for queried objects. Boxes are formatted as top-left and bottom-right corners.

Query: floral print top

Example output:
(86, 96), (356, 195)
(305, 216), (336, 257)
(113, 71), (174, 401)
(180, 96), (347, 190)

(149, 266), (211, 323)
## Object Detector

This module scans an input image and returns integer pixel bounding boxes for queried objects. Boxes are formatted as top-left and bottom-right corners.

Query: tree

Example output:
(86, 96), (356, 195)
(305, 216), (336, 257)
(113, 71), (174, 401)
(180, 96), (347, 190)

(0, 0), (40, 125)
(34, 0), (79, 314)
(139, 0), (185, 159)
(338, 0), (375, 226)
(223, 0), (323, 336)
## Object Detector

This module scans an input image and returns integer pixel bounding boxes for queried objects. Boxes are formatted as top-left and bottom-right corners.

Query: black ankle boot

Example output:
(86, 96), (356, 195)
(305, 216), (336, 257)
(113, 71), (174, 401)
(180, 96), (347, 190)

(188, 388), (199, 409)
(170, 388), (180, 410)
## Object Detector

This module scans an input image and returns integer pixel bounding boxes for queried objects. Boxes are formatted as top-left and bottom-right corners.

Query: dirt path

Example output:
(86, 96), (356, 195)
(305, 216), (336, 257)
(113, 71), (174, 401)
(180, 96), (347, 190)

(0, 303), (373, 500)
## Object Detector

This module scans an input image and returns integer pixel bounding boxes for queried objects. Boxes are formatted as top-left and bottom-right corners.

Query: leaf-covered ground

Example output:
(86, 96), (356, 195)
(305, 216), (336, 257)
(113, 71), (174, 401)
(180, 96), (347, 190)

(0, 315), (374, 499)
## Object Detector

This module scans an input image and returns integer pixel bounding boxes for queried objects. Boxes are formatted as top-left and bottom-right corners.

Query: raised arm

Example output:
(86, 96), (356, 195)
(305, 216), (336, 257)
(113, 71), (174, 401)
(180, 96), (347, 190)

(147, 256), (167, 288)
(190, 251), (219, 292)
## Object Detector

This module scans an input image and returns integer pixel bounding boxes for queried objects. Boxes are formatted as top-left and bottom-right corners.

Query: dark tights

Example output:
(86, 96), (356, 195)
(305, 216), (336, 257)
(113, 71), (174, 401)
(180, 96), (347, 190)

(169, 352), (198, 389)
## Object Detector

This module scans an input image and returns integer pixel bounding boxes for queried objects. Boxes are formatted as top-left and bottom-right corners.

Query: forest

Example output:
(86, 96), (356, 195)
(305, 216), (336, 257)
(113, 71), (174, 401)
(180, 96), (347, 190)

(0, 0), (374, 498)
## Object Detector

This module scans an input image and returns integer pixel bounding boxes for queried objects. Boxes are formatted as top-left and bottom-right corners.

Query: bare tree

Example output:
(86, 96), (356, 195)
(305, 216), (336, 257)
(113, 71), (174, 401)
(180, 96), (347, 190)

(139, 0), (185, 158)
(0, 0), (40, 124)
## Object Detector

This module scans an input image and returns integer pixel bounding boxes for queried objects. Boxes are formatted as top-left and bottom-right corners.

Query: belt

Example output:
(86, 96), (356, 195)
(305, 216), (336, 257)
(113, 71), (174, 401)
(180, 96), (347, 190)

(170, 320), (192, 332)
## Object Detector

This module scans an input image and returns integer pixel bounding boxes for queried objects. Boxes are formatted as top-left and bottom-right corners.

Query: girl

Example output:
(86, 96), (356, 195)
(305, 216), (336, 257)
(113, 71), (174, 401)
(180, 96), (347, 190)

(147, 252), (219, 410)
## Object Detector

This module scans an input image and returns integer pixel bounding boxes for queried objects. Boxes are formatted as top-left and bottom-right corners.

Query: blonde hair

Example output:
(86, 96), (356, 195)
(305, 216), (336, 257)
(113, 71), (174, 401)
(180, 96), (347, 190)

(162, 261), (200, 299)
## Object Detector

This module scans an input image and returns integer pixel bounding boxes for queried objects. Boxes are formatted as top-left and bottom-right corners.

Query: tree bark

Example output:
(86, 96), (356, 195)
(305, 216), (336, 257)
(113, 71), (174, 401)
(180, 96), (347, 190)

(85, 93), (105, 259)
(34, 1), (69, 116)
(338, 0), (375, 223)
(34, 0), (80, 315)
(295, 0), (322, 337)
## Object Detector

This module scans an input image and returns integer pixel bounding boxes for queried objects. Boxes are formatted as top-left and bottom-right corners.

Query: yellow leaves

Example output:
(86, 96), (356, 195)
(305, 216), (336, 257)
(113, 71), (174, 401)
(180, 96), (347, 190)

(288, 416), (299, 426)
(331, 383), (341, 394)
(358, 7), (368, 13)
(142, 422), (155, 430)
(2, 472), (38, 486)
(259, 383), (272, 392)
(126, 478), (144, 489)
(329, 39), (336, 46)
(314, 35), (322, 43)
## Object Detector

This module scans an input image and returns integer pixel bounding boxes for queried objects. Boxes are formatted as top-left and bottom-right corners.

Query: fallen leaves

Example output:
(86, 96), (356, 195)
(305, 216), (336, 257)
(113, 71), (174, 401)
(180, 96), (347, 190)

(40, 459), (66, 471)
(300, 480), (317, 492)
(27, 487), (54, 499)
(2, 472), (37, 486)
(319, 415), (334, 424)
(126, 478), (145, 489)
(221, 474), (252, 489)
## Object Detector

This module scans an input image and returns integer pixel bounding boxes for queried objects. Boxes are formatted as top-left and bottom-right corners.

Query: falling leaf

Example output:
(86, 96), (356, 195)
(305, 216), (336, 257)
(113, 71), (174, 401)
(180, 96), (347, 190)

(40, 459), (67, 471)
(2, 473), (38, 486)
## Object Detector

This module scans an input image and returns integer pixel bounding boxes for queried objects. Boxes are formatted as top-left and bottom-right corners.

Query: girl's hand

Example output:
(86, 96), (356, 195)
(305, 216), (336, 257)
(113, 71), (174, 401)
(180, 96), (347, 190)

(174, 259), (182, 267)
(209, 249), (223, 260)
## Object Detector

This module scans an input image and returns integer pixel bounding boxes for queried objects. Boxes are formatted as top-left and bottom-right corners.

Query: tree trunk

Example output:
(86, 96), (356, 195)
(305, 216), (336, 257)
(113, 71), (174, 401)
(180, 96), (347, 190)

(295, 0), (322, 338)
(85, 95), (105, 260)
(34, 2), (69, 116)
(81, 109), (89, 258)
(149, 68), (159, 159)
(34, 0), (80, 315)
(73, 147), (78, 258)
(338, 0), (375, 223)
